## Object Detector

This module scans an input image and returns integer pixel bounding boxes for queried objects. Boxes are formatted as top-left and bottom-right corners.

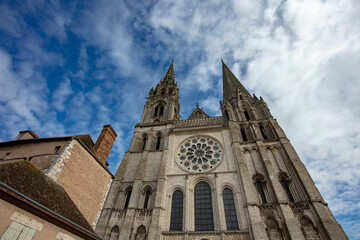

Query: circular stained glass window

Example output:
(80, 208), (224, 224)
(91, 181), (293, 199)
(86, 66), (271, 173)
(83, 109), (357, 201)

(176, 136), (223, 173)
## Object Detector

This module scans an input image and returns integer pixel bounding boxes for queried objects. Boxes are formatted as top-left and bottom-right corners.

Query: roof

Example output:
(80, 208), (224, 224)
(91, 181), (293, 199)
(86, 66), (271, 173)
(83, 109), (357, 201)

(0, 135), (114, 177)
(222, 61), (251, 101)
(187, 103), (210, 120)
(0, 161), (94, 232)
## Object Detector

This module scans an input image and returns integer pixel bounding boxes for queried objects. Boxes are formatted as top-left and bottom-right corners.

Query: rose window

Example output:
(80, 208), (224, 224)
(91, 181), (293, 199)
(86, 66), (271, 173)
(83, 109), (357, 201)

(176, 136), (223, 173)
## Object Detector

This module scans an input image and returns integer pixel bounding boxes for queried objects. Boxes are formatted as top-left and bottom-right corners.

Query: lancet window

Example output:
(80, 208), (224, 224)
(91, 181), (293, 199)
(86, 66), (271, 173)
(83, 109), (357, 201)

(280, 179), (295, 202)
(225, 110), (230, 121)
(194, 182), (214, 231)
(170, 190), (183, 231)
(155, 134), (161, 150)
(124, 187), (132, 209)
(153, 103), (164, 120)
(109, 226), (119, 240)
(222, 188), (239, 230)
(141, 133), (147, 151)
(240, 128), (248, 141)
(260, 125), (268, 140)
(255, 181), (267, 204)
(244, 110), (251, 120)
(143, 189), (151, 209)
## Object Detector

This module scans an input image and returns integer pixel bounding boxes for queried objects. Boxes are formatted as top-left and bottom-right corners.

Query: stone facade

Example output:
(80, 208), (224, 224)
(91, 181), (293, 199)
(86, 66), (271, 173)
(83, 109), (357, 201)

(0, 200), (84, 240)
(47, 138), (113, 228)
(96, 62), (348, 240)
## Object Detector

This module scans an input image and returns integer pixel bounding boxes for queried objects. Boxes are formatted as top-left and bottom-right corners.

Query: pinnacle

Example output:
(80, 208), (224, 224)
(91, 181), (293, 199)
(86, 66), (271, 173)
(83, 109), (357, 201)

(164, 60), (175, 80)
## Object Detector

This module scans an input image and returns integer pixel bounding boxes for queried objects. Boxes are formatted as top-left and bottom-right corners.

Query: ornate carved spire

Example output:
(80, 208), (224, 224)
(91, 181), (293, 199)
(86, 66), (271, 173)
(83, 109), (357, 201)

(164, 60), (175, 82)
(140, 60), (180, 124)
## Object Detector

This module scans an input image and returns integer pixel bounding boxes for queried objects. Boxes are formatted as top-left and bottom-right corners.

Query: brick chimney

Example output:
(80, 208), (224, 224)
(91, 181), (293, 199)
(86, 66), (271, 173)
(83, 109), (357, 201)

(94, 125), (117, 165)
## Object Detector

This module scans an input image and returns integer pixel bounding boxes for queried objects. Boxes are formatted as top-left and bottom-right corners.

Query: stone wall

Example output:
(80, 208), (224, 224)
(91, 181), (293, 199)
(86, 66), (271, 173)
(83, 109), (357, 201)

(47, 139), (113, 228)
(0, 199), (83, 240)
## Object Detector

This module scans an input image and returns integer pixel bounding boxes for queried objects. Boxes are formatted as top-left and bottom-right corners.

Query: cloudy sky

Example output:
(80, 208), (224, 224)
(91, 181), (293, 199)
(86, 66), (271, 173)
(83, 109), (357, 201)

(0, 0), (359, 238)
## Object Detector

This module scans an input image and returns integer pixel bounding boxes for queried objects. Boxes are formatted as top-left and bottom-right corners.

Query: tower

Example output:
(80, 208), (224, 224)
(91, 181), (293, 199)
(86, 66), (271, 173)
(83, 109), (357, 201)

(140, 61), (180, 124)
(96, 61), (347, 240)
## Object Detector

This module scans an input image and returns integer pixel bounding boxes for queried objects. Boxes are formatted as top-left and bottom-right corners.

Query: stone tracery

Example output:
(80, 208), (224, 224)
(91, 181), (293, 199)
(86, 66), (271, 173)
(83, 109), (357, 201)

(176, 136), (223, 173)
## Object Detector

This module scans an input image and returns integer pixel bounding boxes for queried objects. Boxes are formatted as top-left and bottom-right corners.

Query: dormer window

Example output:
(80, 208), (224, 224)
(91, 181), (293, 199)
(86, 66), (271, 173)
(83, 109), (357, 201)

(53, 146), (61, 154)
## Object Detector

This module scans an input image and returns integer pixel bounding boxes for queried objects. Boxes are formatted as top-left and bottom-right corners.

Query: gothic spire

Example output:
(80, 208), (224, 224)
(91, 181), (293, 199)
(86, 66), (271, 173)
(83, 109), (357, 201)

(222, 61), (251, 101)
(164, 60), (175, 82)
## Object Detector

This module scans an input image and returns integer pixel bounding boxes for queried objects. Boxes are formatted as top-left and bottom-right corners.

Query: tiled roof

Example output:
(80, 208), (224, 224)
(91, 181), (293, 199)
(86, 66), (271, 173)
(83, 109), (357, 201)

(0, 161), (94, 232)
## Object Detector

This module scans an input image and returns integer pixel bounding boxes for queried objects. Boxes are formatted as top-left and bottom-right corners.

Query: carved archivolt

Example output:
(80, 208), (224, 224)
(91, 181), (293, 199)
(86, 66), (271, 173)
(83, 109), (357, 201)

(252, 172), (265, 182)
(299, 216), (321, 240)
(265, 217), (284, 240)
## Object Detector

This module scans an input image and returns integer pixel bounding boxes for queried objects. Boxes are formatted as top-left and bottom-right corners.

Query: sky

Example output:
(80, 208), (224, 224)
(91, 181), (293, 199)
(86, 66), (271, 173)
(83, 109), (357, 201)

(0, 0), (359, 238)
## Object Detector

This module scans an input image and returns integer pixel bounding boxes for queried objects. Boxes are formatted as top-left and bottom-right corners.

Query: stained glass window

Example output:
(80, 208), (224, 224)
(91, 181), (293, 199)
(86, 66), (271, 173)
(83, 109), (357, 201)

(195, 182), (214, 231)
(170, 190), (183, 231)
(222, 188), (239, 230)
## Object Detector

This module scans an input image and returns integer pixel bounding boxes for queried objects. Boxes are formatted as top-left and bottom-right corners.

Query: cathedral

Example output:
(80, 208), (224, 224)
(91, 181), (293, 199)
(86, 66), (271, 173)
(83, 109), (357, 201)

(95, 61), (348, 240)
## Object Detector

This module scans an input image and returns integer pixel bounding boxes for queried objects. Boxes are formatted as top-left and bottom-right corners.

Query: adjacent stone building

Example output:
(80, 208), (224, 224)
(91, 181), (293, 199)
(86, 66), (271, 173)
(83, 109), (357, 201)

(0, 125), (117, 239)
(96, 61), (348, 240)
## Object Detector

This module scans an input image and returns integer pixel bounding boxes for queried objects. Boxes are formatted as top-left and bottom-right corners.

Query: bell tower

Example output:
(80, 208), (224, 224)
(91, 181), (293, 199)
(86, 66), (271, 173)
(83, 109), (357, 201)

(140, 61), (180, 124)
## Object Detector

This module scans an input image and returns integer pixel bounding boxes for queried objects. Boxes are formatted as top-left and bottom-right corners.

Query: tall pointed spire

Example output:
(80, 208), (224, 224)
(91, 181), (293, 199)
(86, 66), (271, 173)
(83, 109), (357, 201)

(164, 60), (175, 82)
(140, 60), (180, 124)
(222, 61), (251, 101)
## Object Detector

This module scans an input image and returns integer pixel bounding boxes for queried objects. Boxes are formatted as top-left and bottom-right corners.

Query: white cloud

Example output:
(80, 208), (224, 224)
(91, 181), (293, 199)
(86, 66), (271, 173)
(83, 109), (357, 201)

(146, 0), (360, 237)
(0, 49), (65, 138)
(52, 78), (73, 112)
(0, 0), (359, 237)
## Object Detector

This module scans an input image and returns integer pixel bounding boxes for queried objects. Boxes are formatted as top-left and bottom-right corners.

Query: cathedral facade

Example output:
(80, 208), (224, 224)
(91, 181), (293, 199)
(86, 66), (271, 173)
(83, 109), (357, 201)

(96, 62), (347, 240)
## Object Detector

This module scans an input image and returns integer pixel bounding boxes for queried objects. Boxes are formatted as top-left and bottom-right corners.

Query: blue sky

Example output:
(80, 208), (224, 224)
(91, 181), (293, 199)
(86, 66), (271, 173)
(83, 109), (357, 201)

(0, 0), (359, 238)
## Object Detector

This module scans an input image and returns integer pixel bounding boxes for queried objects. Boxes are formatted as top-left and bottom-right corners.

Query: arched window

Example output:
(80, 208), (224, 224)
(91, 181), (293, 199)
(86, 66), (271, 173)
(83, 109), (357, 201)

(280, 179), (294, 202)
(156, 135), (161, 150)
(170, 190), (183, 231)
(124, 188), (132, 209)
(154, 103), (164, 119)
(143, 190), (151, 209)
(159, 105), (164, 117)
(225, 110), (230, 121)
(194, 182), (214, 231)
(153, 107), (158, 118)
(255, 181), (267, 204)
(266, 218), (284, 240)
(109, 226), (119, 240)
(135, 225), (146, 240)
(244, 110), (250, 120)
(142, 137), (147, 151)
(240, 128), (248, 141)
(260, 126), (268, 140)
(222, 188), (239, 230)
(300, 217), (321, 240)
